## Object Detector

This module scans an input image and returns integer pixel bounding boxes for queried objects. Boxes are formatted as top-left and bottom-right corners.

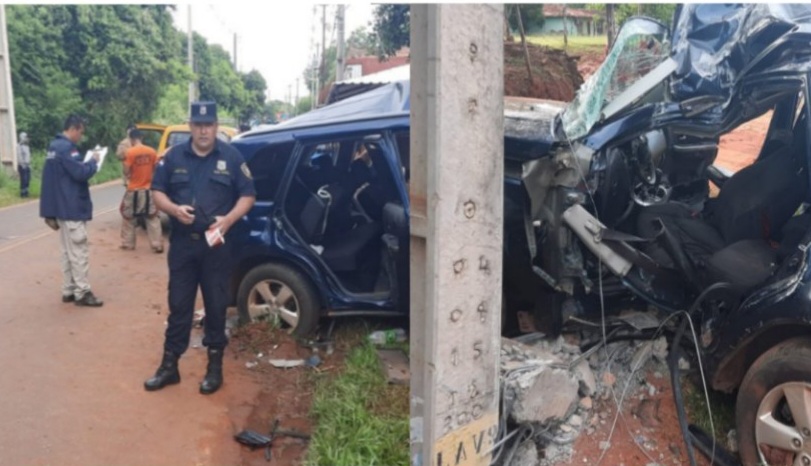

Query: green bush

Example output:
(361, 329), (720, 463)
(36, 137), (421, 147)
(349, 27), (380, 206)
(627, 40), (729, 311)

(508, 4), (545, 32)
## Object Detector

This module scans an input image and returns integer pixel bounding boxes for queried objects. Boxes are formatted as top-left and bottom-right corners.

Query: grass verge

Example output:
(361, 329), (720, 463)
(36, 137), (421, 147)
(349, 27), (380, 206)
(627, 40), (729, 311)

(305, 327), (409, 466)
(682, 375), (737, 445)
(526, 34), (607, 56)
(0, 148), (123, 209)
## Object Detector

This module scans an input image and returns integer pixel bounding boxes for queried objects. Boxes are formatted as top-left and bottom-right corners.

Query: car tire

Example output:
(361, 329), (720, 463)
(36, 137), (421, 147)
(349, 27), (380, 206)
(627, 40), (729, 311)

(736, 337), (811, 466)
(236, 263), (320, 337)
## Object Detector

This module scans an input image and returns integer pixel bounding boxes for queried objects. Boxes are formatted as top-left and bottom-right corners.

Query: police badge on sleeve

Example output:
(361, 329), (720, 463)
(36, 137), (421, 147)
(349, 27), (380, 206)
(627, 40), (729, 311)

(240, 162), (252, 179)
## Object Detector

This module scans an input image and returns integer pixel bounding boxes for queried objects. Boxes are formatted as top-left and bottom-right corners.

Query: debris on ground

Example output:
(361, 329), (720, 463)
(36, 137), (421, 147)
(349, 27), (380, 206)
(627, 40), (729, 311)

(376, 348), (410, 385)
(267, 355), (321, 369)
(367, 328), (407, 346)
(234, 418), (311, 462)
(494, 309), (685, 466)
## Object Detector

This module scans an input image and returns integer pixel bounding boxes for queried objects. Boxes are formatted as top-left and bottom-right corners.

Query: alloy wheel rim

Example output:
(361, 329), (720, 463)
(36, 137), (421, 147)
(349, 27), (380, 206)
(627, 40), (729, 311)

(755, 381), (811, 466)
(247, 279), (300, 332)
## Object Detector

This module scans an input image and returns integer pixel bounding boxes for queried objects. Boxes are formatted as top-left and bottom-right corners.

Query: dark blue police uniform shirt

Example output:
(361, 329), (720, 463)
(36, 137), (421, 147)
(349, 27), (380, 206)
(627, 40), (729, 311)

(39, 134), (98, 221)
(151, 138), (255, 234)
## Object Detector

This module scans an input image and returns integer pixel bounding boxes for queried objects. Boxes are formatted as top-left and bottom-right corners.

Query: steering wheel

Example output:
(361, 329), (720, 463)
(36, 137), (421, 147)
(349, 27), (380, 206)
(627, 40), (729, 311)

(632, 168), (671, 206)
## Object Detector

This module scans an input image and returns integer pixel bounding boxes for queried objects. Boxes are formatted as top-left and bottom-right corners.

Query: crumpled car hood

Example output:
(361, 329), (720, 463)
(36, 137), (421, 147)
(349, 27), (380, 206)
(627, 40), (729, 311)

(504, 97), (567, 161)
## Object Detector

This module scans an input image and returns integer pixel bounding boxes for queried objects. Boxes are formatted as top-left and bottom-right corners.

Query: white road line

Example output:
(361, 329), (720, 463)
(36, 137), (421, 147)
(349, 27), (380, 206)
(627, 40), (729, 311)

(0, 205), (120, 255)
(0, 179), (123, 213)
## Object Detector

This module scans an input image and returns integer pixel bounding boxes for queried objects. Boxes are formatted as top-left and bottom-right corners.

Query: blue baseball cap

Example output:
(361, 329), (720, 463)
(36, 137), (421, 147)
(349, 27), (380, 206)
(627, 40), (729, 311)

(190, 101), (218, 123)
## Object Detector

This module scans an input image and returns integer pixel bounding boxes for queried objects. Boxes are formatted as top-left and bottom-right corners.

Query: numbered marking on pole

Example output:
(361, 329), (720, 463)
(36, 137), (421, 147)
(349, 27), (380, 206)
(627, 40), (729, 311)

(477, 302), (487, 323)
(478, 255), (490, 274)
(450, 308), (463, 323)
(473, 340), (483, 360)
(453, 259), (466, 274)
(463, 200), (476, 219)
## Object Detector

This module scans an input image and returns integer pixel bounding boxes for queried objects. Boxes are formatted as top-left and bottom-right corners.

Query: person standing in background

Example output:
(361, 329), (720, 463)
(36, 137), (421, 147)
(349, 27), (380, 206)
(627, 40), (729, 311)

(39, 114), (104, 307)
(17, 132), (31, 198)
(120, 129), (163, 252)
(116, 124), (136, 186)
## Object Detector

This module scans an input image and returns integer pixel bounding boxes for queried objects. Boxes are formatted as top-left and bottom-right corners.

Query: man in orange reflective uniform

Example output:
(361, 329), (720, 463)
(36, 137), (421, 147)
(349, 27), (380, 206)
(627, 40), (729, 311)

(120, 129), (163, 252)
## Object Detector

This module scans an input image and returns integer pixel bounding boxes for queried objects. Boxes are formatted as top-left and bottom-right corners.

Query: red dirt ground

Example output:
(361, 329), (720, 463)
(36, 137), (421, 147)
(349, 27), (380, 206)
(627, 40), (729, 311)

(569, 371), (714, 466)
(504, 42), (584, 102)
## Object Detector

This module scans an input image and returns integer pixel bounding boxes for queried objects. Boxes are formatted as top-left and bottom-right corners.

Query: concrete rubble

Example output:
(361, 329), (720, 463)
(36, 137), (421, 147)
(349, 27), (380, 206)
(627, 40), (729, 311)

(494, 310), (674, 466)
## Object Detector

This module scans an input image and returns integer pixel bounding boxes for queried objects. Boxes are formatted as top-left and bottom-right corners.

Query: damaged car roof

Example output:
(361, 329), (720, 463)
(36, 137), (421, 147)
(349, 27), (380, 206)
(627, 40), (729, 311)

(671, 4), (811, 102)
(563, 4), (811, 143)
(236, 80), (564, 162)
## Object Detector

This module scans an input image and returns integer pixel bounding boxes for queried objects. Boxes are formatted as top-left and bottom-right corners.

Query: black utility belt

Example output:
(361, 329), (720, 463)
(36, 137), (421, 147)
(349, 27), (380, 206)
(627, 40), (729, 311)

(172, 228), (208, 240)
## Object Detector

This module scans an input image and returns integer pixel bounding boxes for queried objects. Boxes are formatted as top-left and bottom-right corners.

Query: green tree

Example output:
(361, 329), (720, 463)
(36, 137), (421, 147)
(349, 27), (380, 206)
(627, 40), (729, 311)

(6, 6), (83, 148)
(262, 100), (292, 123)
(615, 4), (677, 28)
(372, 4), (409, 58)
(61, 5), (186, 144)
(191, 36), (246, 113)
(238, 70), (267, 124)
(347, 26), (378, 55)
(153, 80), (191, 125)
(506, 5), (545, 32)
(295, 95), (313, 116)
(7, 5), (186, 148)
(303, 45), (337, 95)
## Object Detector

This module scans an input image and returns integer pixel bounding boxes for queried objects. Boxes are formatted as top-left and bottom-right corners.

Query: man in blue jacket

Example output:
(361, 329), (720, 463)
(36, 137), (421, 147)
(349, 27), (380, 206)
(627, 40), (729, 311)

(39, 114), (104, 307)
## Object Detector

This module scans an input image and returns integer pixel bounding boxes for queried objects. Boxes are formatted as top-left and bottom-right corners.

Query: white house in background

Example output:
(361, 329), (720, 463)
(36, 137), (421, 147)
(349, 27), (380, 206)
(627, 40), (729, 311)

(539, 4), (602, 36)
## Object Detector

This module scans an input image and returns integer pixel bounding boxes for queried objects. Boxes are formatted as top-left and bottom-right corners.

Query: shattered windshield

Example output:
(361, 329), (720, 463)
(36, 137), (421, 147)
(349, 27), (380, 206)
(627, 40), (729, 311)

(561, 18), (670, 140)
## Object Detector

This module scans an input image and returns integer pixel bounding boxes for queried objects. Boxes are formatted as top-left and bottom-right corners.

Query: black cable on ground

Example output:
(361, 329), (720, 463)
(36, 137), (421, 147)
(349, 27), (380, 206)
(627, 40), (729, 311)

(688, 424), (741, 466)
(668, 316), (699, 466)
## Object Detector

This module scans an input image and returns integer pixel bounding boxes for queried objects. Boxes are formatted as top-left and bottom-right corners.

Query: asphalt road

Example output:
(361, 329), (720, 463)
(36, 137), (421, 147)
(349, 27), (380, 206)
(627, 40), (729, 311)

(0, 181), (124, 254)
(0, 182), (261, 465)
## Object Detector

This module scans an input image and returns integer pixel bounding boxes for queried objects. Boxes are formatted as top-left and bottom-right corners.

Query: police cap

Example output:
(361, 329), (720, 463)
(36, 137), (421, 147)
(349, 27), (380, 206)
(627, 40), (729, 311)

(190, 101), (218, 124)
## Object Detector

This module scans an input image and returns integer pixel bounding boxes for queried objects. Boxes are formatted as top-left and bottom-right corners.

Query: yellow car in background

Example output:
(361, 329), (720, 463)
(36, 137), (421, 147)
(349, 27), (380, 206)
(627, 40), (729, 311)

(135, 123), (238, 157)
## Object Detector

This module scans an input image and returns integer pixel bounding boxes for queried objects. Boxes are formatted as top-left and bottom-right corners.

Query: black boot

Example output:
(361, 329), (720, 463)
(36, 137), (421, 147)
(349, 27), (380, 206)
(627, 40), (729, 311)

(199, 348), (223, 395)
(144, 351), (180, 391)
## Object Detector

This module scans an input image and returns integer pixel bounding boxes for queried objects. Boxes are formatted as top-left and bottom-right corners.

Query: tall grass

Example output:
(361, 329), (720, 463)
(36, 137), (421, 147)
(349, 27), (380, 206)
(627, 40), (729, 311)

(306, 341), (409, 466)
(526, 34), (607, 56)
(0, 147), (122, 209)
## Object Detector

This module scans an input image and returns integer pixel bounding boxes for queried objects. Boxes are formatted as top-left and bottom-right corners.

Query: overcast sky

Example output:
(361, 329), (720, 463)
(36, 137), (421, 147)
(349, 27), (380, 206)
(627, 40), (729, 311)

(170, 3), (375, 103)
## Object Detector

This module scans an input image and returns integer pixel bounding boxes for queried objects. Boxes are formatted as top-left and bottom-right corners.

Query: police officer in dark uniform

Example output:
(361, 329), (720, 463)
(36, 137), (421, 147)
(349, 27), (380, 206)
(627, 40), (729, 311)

(145, 101), (255, 394)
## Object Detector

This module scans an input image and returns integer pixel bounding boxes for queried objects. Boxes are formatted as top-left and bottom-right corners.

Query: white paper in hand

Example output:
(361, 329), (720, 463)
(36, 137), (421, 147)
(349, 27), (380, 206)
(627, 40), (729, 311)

(83, 146), (108, 171)
(205, 227), (225, 248)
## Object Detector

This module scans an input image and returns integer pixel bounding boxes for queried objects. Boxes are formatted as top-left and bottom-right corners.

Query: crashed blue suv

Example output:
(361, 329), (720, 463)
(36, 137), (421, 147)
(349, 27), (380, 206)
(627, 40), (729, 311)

(231, 6), (811, 463)
(227, 82), (560, 338)
(228, 86), (413, 337)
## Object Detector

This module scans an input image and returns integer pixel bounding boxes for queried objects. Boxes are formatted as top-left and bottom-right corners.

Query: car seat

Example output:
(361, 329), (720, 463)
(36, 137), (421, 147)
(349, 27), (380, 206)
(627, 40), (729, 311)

(637, 125), (808, 295)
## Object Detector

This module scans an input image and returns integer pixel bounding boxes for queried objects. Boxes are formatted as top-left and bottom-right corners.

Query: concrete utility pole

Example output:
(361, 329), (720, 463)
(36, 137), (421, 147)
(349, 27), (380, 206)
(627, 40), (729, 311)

(336, 5), (345, 82)
(312, 50), (319, 110)
(187, 5), (196, 107)
(319, 4), (327, 106)
(0, 5), (17, 173)
(410, 5), (504, 466)
(295, 78), (300, 116)
(233, 33), (238, 71)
